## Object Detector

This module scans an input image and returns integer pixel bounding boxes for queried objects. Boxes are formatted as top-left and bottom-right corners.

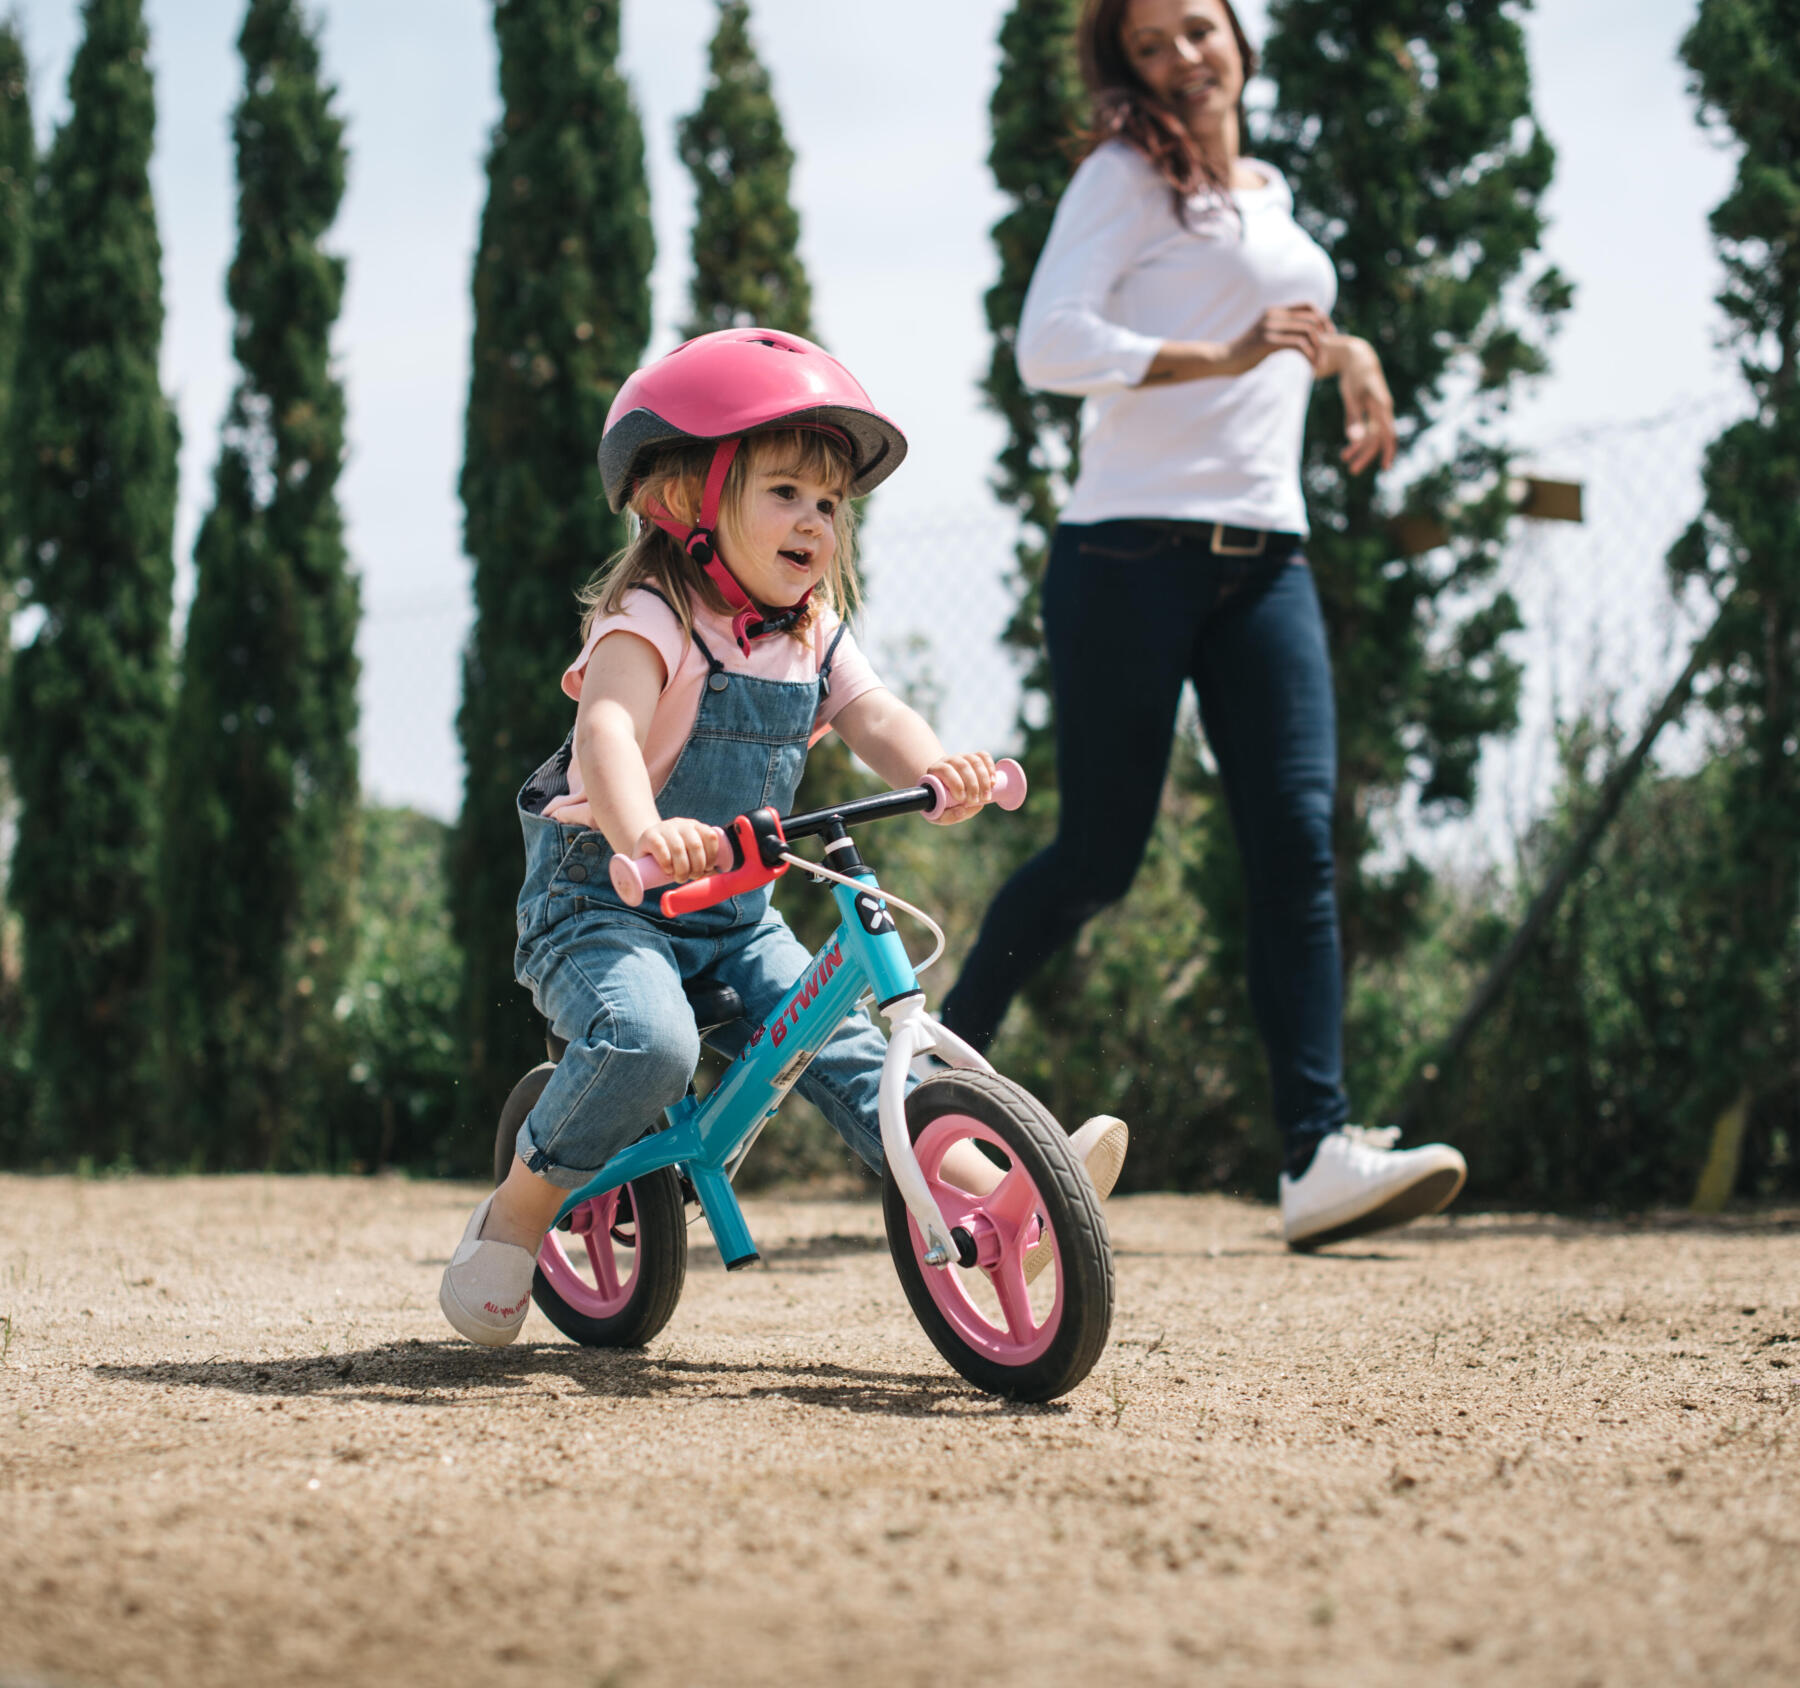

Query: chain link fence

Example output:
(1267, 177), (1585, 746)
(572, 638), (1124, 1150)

(354, 391), (1748, 858)
(1445, 388), (1750, 873)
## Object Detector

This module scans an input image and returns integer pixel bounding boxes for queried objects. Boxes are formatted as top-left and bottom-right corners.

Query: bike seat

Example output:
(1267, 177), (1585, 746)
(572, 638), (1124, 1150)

(542, 975), (744, 1064)
(684, 976), (745, 1035)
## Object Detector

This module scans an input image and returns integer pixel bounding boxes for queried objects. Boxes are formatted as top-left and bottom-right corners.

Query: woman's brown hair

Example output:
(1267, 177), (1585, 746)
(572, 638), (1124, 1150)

(1075, 0), (1257, 222)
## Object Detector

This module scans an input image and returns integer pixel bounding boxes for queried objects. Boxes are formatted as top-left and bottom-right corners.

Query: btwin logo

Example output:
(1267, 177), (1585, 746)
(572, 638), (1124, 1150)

(769, 942), (843, 1048)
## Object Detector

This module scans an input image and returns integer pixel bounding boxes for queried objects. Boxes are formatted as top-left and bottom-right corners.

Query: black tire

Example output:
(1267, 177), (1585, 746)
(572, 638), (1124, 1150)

(490, 1068), (688, 1348)
(882, 1071), (1114, 1402)
(493, 1063), (556, 1184)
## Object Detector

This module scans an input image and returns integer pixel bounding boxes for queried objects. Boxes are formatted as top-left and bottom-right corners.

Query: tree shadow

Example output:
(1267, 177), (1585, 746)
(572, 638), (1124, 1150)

(91, 1342), (1064, 1419)
(1115, 1245), (1278, 1261)
(1291, 1247), (1412, 1262)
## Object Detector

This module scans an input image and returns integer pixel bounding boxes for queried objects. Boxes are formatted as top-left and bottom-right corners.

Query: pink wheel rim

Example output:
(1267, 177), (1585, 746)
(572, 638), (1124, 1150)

(907, 1114), (1064, 1364)
(536, 1186), (641, 1319)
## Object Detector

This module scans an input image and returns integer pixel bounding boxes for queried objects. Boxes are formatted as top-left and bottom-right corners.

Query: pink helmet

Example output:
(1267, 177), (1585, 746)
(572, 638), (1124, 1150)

(599, 326), (907, 513)
(598, 328), (907, 653)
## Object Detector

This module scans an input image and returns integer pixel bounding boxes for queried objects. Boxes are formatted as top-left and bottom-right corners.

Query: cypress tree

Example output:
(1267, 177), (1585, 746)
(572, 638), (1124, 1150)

(454, 0), (653, 1135)
(1259, 0), (1569, 989)
(971, 2), (1213, 1166)
(1667, 0), (1800, 1194)
(678, 0), (811, 341)
(672, 0), (861, 914)
(981, 0), (1085, 792)
(0, 23), (33, 1154)
(0, 18), (30, 596)
(0, 21), (32, 808)
(4, 0), (178, 1162)
(159, 0), (357, 1169)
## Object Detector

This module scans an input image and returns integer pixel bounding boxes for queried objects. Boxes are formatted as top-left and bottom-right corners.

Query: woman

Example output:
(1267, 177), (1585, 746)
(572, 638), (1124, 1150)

(939, 0), (1466, 1248)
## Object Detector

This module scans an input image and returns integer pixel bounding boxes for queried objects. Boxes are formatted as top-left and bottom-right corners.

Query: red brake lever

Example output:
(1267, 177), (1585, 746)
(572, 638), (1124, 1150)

(659, 808), (787, 917)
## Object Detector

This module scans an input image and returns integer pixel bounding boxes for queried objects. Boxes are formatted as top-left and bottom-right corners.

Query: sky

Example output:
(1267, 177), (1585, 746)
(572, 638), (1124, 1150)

(9, 0), (1743, 824)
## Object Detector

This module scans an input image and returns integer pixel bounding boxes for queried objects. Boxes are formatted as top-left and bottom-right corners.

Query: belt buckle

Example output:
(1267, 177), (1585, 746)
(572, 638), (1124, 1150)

(1210, 524), (1266, 557)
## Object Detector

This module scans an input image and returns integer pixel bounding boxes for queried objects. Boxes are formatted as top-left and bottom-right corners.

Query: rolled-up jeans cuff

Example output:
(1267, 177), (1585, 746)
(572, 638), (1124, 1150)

(512, 1120), (606, 1192)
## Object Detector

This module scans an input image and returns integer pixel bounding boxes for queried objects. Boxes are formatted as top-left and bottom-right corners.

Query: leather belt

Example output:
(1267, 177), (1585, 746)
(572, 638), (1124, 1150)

(1206, 522), (1298, 556)
(1139, 520), (1303, 556)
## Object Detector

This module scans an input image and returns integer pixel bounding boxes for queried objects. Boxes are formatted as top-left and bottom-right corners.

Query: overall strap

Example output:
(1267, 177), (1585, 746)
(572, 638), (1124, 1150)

(639, 584), (729, 692)
(817, 620), (850, 697)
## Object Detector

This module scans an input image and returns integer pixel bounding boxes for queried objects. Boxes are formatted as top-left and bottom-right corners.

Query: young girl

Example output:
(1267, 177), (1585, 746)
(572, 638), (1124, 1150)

(441, 328), (1128, 1346)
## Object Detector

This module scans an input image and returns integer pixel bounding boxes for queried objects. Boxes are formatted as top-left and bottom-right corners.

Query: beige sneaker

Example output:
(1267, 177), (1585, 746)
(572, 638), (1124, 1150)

(438, 1192), (538, 1346)
(1024, 1115), (1128, 1284)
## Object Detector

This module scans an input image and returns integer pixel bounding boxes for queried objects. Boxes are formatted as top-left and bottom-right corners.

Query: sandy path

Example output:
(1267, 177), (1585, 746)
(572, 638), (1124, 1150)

(2, 1175), (1797, 1687)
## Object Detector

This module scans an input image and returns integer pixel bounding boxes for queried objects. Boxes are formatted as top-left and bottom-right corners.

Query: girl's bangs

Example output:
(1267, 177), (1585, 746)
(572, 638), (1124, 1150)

(745, 427), (855, 491)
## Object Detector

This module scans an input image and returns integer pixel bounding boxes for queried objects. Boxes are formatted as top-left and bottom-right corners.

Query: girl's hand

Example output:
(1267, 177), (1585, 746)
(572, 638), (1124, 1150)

(1223, 303), (1334, 374)
(635, 817), (720, 883)
(1336, 339), (1397, 474)
(924, 751), (996, 826)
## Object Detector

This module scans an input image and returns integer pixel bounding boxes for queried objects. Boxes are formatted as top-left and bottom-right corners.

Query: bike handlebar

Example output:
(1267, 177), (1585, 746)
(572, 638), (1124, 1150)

(609, 831), (727, 908)
(922, 757), (1025, 820)
(607, 757), (1028, 911)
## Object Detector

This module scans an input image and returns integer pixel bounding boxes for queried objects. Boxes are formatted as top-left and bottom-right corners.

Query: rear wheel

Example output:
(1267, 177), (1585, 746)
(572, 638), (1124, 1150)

(883, 1071), (1113, 1402)
(491, 1067), (687, 1348)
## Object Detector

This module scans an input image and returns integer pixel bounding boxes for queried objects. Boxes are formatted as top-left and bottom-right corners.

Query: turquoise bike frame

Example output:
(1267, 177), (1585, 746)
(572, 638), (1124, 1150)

(548, 865), (929, 1270)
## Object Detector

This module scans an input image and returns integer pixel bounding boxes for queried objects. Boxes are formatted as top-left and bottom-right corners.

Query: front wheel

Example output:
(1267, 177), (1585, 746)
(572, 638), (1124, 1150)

(491, 1067), (687, 1348)
(883, 1071), (1113, 1402)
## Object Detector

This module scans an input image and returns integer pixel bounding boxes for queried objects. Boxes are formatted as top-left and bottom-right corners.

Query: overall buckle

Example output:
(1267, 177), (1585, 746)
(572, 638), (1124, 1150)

(1209, 523), (1267, 557)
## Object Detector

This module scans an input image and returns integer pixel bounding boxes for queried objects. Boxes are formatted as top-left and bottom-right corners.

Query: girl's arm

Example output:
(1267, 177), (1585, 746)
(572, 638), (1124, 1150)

(828, 688), (995, 826)
(573, 632), (718, 881)
(1314, 333), (1398, 473)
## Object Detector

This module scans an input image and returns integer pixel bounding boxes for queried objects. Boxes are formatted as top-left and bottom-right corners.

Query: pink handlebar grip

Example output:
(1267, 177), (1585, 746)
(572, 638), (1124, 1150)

(992, 758), (1028, 811)
(608, 851), (662, 907)
(922, 757), (1028, 821)
(607, 828), (729, 907)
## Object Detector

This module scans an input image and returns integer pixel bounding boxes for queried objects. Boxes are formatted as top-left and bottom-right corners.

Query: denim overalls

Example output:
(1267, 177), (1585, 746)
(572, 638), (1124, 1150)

(510, 606), (888, 1189)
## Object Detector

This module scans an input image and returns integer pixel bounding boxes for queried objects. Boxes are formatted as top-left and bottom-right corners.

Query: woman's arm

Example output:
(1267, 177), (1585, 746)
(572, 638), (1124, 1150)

(1139, 303), (1336, 386)
(828, 688), (995, 826)
(1314, 333), (1398, 473)
(573, 632), (718, 881)
(1016, 150), (1171, 395)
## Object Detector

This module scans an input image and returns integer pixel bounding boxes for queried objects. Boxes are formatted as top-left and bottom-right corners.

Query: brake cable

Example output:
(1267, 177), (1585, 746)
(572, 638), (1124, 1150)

(777, 851), (947, 980)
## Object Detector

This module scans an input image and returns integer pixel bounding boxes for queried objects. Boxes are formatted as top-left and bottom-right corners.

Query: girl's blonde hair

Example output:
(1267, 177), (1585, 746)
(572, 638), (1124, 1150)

(578, 428), (861, 647)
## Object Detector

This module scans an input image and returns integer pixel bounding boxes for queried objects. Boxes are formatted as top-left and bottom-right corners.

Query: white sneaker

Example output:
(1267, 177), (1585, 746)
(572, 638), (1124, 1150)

(1024, 1115), (1128, 1283)
(1279, 1126), (1466, 1250)
(438, 1193), (538, 1346)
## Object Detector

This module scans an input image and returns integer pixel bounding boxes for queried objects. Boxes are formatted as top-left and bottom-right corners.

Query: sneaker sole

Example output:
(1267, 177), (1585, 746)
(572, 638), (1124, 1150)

(1074, 1116), (1129, 1202)
(1024, 1116), (1127, 1285)
(1286, 1164), (1466, 1252)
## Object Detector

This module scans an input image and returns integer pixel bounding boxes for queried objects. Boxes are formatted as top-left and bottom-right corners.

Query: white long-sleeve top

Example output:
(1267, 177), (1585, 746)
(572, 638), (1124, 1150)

(1018, 140), (1336, 534)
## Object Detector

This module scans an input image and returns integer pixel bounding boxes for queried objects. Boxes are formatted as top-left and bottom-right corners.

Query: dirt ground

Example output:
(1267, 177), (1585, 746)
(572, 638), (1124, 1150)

(2, 1175), (1797, 1688)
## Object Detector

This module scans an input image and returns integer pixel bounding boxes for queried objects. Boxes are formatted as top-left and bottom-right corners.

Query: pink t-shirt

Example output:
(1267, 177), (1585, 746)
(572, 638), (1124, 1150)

(542, 587), (884, 828)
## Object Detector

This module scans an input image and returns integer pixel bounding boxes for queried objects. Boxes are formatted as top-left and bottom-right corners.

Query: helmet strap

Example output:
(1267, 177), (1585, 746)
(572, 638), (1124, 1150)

(642, 437), (813, 657)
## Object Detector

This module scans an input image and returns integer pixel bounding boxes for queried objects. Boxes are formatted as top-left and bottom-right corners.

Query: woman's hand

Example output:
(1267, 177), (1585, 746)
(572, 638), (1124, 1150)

(1222, 303), (1335, 374)
(1330, 337), (1397, 474)
(1142, 303), (1334, 385)
(924, 751), (997, 826)
(634, 817), (720, 883)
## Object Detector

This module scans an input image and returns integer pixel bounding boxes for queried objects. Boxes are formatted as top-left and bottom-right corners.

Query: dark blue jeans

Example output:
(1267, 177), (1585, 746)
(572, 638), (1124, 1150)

(940, 519), (1351, 1150)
